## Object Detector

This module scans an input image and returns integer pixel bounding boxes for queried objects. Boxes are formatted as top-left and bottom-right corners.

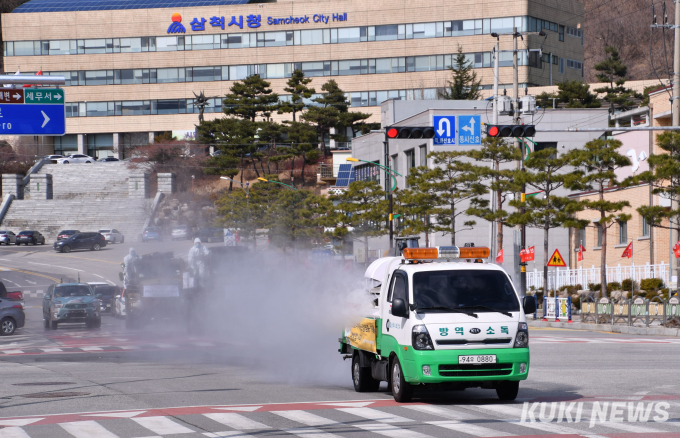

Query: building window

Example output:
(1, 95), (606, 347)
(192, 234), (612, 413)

(559, 25), (564, 42)
(355, 161), (380, 183)
(391, 154), (398, 177)
(618, 221), (627, 244)
(559, 58), (564, 74)
(419, 145), (427, 167)
(577, 228), (586, 247)
(642, 216), (650, 237)
(405, 149), (415, 187)
(596, 223), (603, 247)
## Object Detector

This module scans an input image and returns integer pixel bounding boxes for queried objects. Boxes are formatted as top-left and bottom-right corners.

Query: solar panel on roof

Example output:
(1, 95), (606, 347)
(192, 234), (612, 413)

(335, 164), (355, 188)
(13, 0), (255, 13)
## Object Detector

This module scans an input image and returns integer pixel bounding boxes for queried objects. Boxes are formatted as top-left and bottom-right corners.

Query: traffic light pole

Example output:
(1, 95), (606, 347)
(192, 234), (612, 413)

(513, 27), (527, 298)
(384, 133), (393, 250)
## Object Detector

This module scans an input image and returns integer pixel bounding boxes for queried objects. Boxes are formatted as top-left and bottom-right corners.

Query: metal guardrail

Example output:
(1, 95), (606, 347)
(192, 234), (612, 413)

(579, 296), (680, 327)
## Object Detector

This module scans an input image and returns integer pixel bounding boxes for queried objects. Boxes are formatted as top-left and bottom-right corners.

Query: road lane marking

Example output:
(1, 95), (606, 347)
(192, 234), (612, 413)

(402, 405), (476, 420)
(132, 416), (194, 435)
(60, 421), (119, 438)
(0, 427), (31, 438)
(0, 419), (44, 427)
(204, 413), (271, 430)
(1, 278), (20, 286)
(428, 420), (515, 436)
(599, 421), (664, 433)
(352, 422), (431, 438)
(284, 427), (344, 438)
(336, 408), (413, 423)
(273, 410), (338, 426)
(0, 267), (59, 282)
(203, 432), (255, 438)
(29, 262), (82, 272)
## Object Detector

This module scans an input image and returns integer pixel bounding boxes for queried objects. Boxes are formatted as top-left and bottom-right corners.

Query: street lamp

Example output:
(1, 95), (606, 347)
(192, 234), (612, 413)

(346, 157), (402, 192)
(257, 177), (298, 191)
(220, 176), (250, 207)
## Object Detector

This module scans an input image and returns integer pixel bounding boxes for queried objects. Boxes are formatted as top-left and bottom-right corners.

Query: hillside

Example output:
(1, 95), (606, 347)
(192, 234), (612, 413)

(582, 0), (674, 85)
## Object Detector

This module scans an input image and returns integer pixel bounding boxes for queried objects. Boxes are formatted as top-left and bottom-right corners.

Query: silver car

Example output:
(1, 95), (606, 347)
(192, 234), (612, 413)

(171, 225), (191, 240)
(0, 231), (16, 245)
(98, 229), (124, 244)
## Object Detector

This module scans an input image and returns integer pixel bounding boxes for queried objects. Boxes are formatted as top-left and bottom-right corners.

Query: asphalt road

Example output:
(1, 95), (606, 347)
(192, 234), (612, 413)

(1, 243), (679, 438)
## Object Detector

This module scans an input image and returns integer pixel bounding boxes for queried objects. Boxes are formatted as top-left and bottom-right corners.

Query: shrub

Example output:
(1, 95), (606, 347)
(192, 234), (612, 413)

(660, 289), (670, 300)
(640, 278), (664, 291)
(645, 291), (658, 301)
(588, 283), (601, 292)
(607, 282), (621, 292)
(574, 284), (583, 291)
(571, 296), (580, 308)
(621, 279), (639, 291)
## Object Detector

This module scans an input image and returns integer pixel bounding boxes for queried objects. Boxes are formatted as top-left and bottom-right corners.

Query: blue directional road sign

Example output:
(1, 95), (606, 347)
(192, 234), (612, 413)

(433, 115), (456, 145)
(0, 88), (65, 135)
(458, 115), (481, 145)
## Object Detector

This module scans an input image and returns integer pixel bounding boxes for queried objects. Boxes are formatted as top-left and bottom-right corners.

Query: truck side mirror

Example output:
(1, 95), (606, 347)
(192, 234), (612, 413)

(522, 296), (536, 315)
(392, 298), (409, 319)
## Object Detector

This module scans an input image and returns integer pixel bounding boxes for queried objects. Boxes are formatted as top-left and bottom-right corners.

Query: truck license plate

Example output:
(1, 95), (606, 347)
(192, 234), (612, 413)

(459, 355), (496, 364)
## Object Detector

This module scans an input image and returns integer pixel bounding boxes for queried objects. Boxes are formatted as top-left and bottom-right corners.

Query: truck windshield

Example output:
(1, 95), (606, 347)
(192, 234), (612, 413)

(413, 270), (519, 312)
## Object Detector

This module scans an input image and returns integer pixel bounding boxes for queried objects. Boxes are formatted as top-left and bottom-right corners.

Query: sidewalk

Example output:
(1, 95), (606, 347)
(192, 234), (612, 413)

(527, 318), (680, 337)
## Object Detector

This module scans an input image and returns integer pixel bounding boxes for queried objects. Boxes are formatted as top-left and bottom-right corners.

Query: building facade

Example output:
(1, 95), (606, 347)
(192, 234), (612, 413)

(1, 0), (584, 158)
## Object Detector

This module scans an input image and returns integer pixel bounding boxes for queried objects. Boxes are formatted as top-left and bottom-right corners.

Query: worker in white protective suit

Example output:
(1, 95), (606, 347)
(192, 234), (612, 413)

(123, 247), (140, 287)
(188, 238), (210, 288)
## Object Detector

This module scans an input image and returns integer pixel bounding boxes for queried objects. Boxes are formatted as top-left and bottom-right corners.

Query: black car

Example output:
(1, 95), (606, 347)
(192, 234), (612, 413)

(194, 227), (224, 243)
(57, 230), (81, 241)
(98, 157), (120, 162)
(16, 231), (45, 245)
(53, 232), (107, 253)
(90, 284), (120, 313)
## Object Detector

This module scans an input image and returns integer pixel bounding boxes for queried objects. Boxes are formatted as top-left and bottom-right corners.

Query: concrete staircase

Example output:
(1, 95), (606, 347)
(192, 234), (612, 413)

(1, 162), (150, 241)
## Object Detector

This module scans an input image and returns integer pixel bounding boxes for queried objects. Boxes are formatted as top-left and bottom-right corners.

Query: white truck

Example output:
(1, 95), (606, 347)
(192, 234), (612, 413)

(340, 245), (536, 402)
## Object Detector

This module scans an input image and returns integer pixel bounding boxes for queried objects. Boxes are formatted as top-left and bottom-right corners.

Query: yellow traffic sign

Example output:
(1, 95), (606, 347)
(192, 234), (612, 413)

(547, 248), (567, 267)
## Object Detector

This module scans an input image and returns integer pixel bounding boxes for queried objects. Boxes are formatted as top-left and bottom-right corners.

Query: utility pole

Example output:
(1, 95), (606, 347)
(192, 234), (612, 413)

(512, 27), (526, 297)
(490, 37), (500, 259)
(383, 134), (393, 250)
(673, 1), (680, 288)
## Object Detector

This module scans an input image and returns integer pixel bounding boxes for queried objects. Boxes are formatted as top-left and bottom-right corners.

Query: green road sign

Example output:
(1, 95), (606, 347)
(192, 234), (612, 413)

(24, 89), (64, 104)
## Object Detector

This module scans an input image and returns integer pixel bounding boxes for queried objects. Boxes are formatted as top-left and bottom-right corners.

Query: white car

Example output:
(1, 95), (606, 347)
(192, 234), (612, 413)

(98, 229), (124, 244)
(56, 154), (95, 164)
(44, 155), (63, 162)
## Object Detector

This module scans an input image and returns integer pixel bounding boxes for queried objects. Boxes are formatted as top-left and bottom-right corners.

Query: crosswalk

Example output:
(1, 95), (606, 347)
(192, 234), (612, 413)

(0, 402), (678, 438)
(531, 335), (680, 344)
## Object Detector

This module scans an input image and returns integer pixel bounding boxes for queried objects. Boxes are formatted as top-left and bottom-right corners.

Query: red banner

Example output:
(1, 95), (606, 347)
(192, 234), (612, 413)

(519, 248), (527, 262)
(496, 249), (503, 263)
(526, 246), (535, 261)
(621, 241), (633, 259)
(577, 247), (583, 262)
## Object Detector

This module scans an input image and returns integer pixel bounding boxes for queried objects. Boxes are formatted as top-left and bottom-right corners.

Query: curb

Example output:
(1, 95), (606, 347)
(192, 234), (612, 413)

(527, 319), (680, 337)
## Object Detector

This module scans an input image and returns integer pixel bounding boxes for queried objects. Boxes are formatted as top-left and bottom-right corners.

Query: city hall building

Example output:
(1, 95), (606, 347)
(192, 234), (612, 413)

(1, 0), (584, 159)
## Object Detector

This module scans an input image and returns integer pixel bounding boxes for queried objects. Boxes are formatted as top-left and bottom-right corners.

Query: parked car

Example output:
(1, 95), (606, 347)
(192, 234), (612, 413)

(44, 155), (63, 163)
(57, 229), (81, 241)
(42, 283), (101, 329)
(0, 231), (16, 245)
(171, 225), (191, 241)
(16, 231), (45, 245)
(98, 229), (124, 244)
(88, 282), (120, 314)
(53, 232), (107, 253)
(97, 157), (120, 162)
(142, 227), (162, 242)
(56, 154), (95, 164)
(0, 296), (24, 335)
(194, 227), (224, 243)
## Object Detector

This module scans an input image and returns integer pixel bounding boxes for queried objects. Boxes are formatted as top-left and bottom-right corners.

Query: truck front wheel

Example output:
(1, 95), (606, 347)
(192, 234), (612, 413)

(390, 357), (413, 403)
(352, 353), (380, 392)
(496, 381), (519, 401)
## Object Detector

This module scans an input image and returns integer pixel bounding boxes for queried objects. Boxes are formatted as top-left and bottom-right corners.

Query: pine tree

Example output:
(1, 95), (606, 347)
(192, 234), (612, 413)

(285, 121), (320, 188)
(466, 137), (522, 256)
(568, 139), (631, 299)
(407, 151), (486, 245)
(507, 149), (586, 296)
(223, 74), (279, 122)
(197, 117), (257, 188)
(329, 181), (388, 266)
(438, 45), (482, 100)
(278, 69), (315, 122)
(594, 46), (638, 111)
(633, 131), (680, 293)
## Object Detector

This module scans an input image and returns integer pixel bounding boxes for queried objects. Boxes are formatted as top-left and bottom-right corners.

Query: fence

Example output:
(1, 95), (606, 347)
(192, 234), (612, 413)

(579, 296), (680, 327)
(527, 262), (670, 291)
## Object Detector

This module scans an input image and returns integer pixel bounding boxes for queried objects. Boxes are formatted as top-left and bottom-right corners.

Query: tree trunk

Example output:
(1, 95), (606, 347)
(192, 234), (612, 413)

(300, 152), (307, 189)
(600, 187), (607, 299)
(495, 163), (503, 252)
(543, 222), (549, 296)
(290, 156), (295, 185)
(425, 215), (430, 247)
(239, 155), (244, 186)
(450, 201), (456, 245)
(252, 159), (261, 178)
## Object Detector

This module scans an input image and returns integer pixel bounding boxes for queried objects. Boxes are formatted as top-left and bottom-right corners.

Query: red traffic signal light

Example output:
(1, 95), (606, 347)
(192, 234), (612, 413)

(485, 124), (535, 138)
(386, 126), (435, 139)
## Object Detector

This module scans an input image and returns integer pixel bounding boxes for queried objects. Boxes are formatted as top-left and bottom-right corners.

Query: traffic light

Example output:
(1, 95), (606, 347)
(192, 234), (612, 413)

(386, 126), (435, 139)
(485, 124), (536, 138)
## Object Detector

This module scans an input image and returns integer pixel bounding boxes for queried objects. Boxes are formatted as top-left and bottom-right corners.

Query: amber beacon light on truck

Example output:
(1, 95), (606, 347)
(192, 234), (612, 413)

(402, 246), (490, 261)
